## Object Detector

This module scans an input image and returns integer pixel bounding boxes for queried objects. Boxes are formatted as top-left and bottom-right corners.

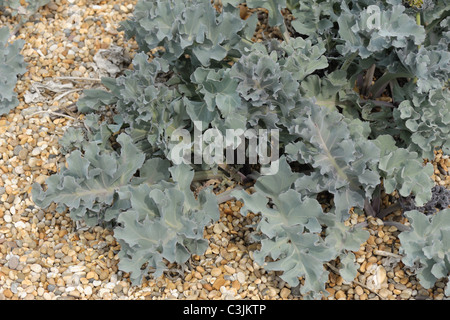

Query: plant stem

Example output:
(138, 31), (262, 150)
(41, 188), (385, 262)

(369, 72), (411, 98)
(372, 249), (403, 259)
(193, 170), (225, 181)
(414, 11), (421, 84)
(215, 186), (243, 204)
(240, 37), (254, 46)
(340, 51), (358, 72)
(362, 64), (376, 96)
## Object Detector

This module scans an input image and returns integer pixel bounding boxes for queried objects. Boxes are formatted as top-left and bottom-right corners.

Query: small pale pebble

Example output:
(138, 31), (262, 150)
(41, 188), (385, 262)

(224, 265), (235, 274)
(335, 290), (346, 300)
(280, 288), (291, 299)
(114, 284), (123, 294)
(84, 286), (93, 296)
(93, 280), (102, 287)
(236, 272), (246, 284)
(31, 147), (41, 156)
(267, 287), (277, 298)
(211, 268), (222, 277)
(14, 221), (26, 229)
(14, 166), (24, 174)
(400, 289), (412, 299)
(69, 266), (86, 273)
(65, 286), (75, 293)
(355, 286), (364, 296)
(8, 255), (19, 270)
(99, 288), (110, 298)
(37, 287), (45, 296)
(30, 263), (42, 273)
(43, 292), (52, 300)
(99, 270), (109, 280)
(379, 288), (391, 299)
(213, 224), (222, 235)
(105, 282), (115, 290)
(69, 290), (81, 298)
(18, 148), (28, 160)
(376, 266), (387, 286)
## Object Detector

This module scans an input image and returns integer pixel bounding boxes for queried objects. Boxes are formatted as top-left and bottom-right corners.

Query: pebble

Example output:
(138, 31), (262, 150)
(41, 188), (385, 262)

(224, 265), (235, 274)
(213, 224), (222, 235)
(280, 287), (290, 299)
(400, 289), (412, 299)
(335, 290), (346, 300)
(30, 264), (42, 273)
(211, 267), (222, 277)
(236, 271), (246, 284)
(355, 286), (364, 296)
(8, 255), (19, 270)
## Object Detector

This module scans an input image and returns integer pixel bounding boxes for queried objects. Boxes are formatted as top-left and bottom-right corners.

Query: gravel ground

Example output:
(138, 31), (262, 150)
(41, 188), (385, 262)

(0, 0), (449, 300)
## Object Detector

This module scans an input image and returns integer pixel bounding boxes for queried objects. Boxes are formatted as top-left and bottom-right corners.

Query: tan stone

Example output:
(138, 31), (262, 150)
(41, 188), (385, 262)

(376, 266), (387, 285)
(355, 286), (364, 296)
(231, 280), (240, 291)
(223, 265), (235, 274)
(3, 289), (13, 298)
(211, 267), (222, 277)
(212, 277), (226, 290)
(203, 283), (213, 291)
(196, 266), (205, 273)
(379, 288), (390, 299)
(335, 290), (346, 300)
(280, 288), (291, 299)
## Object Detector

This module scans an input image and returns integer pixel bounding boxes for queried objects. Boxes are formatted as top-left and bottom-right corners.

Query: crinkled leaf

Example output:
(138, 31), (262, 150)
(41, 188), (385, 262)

(32, 133), (145, 225)
(287, 106), (380, 221)
(0, 27), (26, 115)
(399, 209), (450, 291)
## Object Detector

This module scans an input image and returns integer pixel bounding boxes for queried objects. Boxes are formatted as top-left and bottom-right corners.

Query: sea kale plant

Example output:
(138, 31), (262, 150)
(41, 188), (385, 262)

(0, 26), (26, 115)
(31, 0), (450, 298)
(399, 208), (450, 296)
(1, 0), (51, 115)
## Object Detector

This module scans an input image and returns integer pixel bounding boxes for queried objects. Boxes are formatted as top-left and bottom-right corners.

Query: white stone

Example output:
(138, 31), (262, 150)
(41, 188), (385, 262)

(65, 286), (75, 292)
(98, 288), (110, 298)
(213, 224), (222, 235)
(14, 166), (24, 174)
(43, 292), (52, 300)
(93, 280), (102, 287)
(105, 282), (115, 290)
(69, 265), (86, 273)
(84, 285), (92, 296)
(14, 221), (26, 229)
(236, 272), (246, 284)
(31, 147), (41, 156)
(30, 263), (42, 273)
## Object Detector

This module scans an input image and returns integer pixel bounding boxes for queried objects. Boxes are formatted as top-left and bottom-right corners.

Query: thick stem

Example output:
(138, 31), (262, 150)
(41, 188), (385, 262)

(369, 72), (411, 98)
(377, 202), (402, 219)
(215, 185), (243, 204)
(361, 64), (376, 96)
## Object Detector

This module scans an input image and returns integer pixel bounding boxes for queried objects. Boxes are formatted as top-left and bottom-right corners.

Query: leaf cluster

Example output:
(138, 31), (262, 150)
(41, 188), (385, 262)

(399, 209), (450, 296)
(0, 27), (26, 115)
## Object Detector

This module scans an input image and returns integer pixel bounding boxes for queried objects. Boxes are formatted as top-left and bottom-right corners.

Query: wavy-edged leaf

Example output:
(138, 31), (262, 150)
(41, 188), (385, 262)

(287, 106), (380, 221)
